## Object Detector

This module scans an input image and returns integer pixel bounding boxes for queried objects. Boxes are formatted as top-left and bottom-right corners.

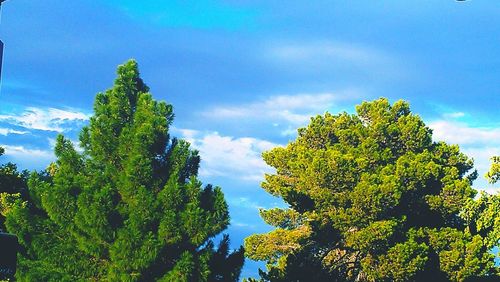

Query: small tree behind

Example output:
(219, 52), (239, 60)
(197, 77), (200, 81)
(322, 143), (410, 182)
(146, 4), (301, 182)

(0, 147), (28, 232)
(245, 98), (499, 281)
(2, 60), (244, 281)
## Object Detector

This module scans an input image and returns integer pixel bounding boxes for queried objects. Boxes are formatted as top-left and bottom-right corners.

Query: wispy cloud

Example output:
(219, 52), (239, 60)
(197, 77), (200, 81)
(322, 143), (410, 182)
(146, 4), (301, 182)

(175, 129), (280, 182)
(0, 128), (29, 136)
(0, 107), (90, 133)
(442, 112), (465, 119)
(203, 91), (361, 135)
(269, 41), (390, 66)
(227, 196), (285, 211)
(206, 93), (335, 124)
(265, 40), (404, 78)
(1, 145), (53, 159)
(0, 144), (54, 170)
(228, 197), (267, 211)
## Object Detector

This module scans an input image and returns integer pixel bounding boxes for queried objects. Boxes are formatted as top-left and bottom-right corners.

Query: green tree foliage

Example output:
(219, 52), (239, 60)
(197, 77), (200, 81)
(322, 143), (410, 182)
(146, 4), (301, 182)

(1, 60), (244, 281)
(486, 156), (500, 184)
(0, 147), (28, 231)
(245, 98), (500, 281)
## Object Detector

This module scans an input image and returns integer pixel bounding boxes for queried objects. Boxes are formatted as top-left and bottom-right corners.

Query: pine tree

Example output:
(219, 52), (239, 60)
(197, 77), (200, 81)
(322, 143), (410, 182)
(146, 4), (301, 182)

(2, 60), (244, 281)
(245, 98), (500, 281)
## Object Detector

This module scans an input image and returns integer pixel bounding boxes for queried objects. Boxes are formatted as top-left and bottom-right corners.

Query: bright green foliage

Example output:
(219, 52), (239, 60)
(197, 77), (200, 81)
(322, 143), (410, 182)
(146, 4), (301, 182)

(245, 98), (500, 281)
(2, 60), (244, 281)
(0, 147), (28, 231)
(486, 156), (500, 184)
(462, 192), (500, 253)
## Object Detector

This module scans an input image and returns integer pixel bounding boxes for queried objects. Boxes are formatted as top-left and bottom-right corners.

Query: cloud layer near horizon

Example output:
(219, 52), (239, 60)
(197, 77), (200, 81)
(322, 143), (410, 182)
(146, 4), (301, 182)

(2, 103), (498, 193)
(0, 107), (89, 133)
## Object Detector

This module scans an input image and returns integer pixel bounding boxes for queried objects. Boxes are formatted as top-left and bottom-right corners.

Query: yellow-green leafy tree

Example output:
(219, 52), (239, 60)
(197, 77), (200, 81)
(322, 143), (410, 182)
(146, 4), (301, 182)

(245, 98), (500, 281)
(486, 156), (500, 185)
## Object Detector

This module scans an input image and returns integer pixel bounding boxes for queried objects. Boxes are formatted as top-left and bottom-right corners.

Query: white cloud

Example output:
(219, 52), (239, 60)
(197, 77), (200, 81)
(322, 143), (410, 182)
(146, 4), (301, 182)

(1, 144), (54, 169)
(0, 128), (28, 136)
(228, 197), (266, 211)
(1, 144), (53, 158)
(0, 107), (90, 133)
(206, 93), (335, 124)
(231, 221), (254, 228)
(264, 40), (410, 82)
(175, 128), (198, 144)
(204, 91), (361, 132)
(480, 187), (500, 195)
(429, 120), (499, 192)
(443, 112), (465, 119)
(429, 120), (500, 146)
(461, 146), (499, 176)
(176, 129), (281, 182)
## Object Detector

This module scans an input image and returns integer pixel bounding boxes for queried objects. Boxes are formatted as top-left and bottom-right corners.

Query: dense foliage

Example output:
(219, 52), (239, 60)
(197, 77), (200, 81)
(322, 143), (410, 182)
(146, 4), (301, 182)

(0, 147), (28, 232)
(486, 156), (500, 185)
(0, 60), (243, 281)
(245, 98), (500, 281)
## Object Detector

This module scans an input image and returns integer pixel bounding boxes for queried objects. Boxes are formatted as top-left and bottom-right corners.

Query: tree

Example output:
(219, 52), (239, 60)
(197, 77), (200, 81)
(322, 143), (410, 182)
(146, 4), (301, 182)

(245, 98), (499, 281)
(0, 147), (28, 232)
(486, 156), (500, 184)
(1, 60), (244, 281)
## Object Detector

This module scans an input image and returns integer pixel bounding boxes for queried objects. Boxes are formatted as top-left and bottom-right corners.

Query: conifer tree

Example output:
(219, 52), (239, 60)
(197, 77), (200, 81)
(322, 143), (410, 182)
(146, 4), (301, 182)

(1, 60), (244, 281)
(245, 98), (500, 281)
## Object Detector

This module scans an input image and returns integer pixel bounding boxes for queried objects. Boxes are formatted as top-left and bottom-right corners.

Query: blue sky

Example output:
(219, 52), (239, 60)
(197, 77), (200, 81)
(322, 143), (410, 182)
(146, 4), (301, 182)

(0, 0), (499, 279)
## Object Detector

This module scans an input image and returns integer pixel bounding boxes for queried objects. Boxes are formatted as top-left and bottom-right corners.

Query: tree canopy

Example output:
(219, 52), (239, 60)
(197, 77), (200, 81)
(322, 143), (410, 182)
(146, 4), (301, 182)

(486, 156), (500, 185)
(0, 147), (28, 232)
(245, 98), (500, 281)
(0, 60), (244, 281)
